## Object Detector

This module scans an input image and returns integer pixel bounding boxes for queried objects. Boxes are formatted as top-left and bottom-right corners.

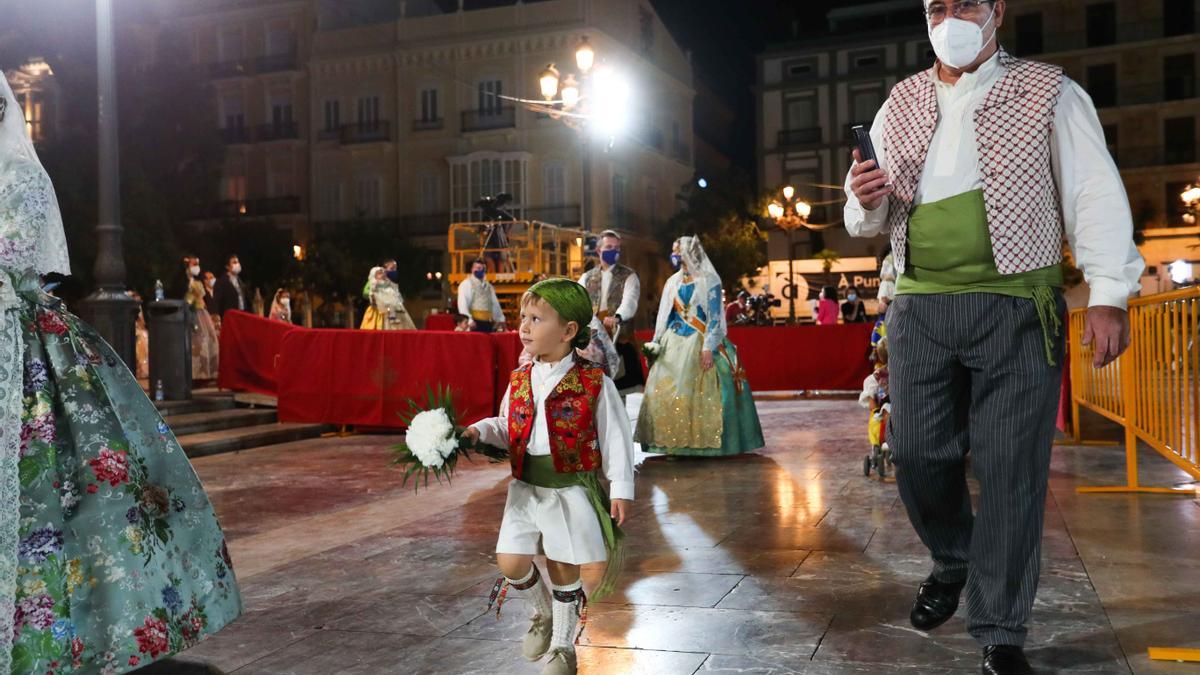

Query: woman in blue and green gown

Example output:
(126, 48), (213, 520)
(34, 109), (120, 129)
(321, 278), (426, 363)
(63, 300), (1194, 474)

(636, 236), (764, 457)
(0, 74), (241, 673)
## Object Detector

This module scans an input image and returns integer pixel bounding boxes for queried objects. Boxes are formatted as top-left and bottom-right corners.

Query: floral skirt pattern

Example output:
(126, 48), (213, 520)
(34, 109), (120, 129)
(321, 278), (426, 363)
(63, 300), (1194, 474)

(11, 291), (242, 673)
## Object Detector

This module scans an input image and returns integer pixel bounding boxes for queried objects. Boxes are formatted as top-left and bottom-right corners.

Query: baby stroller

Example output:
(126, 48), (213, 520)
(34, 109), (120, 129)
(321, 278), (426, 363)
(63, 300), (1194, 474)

(864, 397), (892, 478)
(859, 336), (893, 479)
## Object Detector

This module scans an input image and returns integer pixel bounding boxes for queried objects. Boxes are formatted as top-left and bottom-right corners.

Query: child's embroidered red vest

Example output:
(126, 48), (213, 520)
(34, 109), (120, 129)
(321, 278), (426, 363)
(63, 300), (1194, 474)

(507, 361), (604, 479)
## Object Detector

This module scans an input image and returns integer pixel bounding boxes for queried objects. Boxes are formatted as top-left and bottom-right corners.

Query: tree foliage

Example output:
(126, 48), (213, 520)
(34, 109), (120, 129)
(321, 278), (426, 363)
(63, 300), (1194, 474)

(662, 168), (768, 291)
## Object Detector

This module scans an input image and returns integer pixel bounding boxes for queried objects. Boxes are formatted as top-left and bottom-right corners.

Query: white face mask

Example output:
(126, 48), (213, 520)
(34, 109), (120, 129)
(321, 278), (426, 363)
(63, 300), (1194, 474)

(231, 263), (242, 275)
(929, 7), (997, 69)
(189, 265), (200, 277)
(280, 298), (290, 308)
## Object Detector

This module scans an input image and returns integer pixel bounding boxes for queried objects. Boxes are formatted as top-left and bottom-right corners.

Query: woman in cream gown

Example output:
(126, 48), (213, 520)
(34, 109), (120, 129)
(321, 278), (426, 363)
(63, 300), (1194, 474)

(181, 256), (219, 380)
(363, 266), (416, 331)
(636, 236), (764, 457)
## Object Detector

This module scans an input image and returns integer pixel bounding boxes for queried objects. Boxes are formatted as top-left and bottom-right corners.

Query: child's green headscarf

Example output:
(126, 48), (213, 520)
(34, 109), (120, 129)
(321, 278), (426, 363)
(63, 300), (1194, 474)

(525, 278), (593, 350)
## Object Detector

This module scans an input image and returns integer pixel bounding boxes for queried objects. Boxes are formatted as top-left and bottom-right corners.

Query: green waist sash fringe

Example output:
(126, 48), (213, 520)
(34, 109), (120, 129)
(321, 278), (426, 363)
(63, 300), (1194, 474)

(897, 189), (1063, 366)
(522, 454), (626, 601)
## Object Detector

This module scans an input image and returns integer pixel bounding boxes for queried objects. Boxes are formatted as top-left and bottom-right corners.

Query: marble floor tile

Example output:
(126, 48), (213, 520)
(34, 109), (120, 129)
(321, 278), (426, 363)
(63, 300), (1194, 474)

(173, 401), (1195, 674)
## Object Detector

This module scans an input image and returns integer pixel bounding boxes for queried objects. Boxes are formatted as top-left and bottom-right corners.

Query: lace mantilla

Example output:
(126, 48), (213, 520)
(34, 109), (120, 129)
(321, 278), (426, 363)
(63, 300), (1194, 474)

(0, 302), (23, 673)
(0, 161), (69, 276)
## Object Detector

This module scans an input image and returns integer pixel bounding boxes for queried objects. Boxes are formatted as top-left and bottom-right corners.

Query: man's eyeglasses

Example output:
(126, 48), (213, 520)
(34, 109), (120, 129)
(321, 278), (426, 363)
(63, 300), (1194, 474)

(925, 0), (994, 23)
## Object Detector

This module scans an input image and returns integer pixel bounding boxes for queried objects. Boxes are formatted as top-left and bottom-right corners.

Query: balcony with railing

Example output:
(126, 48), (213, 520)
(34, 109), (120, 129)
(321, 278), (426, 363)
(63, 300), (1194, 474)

(340, 121), (392, 144)
(210, 196), (303, 219)
(256, 52), (299, 73)
(1090, 80), (1200, 109)
(1115, 144), (1200, 169)
(671, 140), (692, 163)
(1031, 18), (1200, 55)
(312, 215), (453, 237)
(525, 205), (582, 228)
(207, 58), (250, 79)
(778, 127), (823, 148)
(412, 118), (444, 131)
(461, 107), (515, 132)
(221, 126), (251, 144)
(633, 126), (665, 152)
(256, 121), (300, 142)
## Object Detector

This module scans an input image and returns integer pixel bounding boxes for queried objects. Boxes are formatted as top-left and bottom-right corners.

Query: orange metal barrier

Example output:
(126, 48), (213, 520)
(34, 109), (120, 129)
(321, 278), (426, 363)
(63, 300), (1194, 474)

(1069, 286), (1200, 496)
(1070, 287), (1200, 664)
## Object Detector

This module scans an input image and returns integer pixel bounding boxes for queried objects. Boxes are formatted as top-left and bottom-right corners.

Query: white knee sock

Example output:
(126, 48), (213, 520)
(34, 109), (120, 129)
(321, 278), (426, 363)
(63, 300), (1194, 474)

(550, 580), (584, 652)
(506, 565), (552, 619)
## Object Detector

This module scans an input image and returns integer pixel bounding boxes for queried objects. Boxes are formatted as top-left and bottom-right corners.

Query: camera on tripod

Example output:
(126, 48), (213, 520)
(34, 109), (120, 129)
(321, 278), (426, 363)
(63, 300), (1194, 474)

(740, 291), (780, 326)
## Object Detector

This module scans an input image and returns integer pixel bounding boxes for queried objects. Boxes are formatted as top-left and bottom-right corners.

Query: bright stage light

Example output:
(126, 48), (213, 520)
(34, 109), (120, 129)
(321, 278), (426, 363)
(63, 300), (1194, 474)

(1168, 259), (1191, 284)
(589, 67), (632, 140)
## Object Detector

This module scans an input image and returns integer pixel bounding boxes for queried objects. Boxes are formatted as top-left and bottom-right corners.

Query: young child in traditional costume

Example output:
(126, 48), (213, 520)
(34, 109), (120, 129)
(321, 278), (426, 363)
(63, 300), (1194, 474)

(859, 336), (892, 478)
(464, 278), (634, 675)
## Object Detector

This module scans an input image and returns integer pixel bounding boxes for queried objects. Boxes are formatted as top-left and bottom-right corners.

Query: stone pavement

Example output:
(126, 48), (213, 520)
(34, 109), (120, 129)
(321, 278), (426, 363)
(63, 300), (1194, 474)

(152, 399), (1199, 674)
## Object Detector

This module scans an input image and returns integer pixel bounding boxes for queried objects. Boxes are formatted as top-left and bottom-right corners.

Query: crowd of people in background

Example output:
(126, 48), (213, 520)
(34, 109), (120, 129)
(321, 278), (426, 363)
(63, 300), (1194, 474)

(136, 242), (897, 387)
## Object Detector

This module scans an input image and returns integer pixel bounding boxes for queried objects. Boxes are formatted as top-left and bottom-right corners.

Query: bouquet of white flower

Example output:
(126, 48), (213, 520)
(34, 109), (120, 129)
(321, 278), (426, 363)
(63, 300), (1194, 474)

(392, 385), (507, 491)
(641, 341), (662, 364)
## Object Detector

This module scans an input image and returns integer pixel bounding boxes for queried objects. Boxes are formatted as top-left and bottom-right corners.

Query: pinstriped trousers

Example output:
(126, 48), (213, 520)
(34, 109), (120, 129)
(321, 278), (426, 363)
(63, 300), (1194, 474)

(886, 291), (1065, 647)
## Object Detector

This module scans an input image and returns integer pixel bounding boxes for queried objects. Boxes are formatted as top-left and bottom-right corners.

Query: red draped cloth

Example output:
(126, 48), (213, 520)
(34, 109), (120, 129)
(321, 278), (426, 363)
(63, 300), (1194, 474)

(276, 329), (498, 427)
(219, 322), (876, 429)
(424, 313), (457, 331)
(635, 324), (874, 391)
(491, 332), (523, 408)
(216, 311), (294, 396)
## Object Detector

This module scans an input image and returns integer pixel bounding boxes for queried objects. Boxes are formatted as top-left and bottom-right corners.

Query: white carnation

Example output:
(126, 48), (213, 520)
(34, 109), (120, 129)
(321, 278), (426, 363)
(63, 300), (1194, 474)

(643, 342), (662, 355)
(405, 409), (459, 468)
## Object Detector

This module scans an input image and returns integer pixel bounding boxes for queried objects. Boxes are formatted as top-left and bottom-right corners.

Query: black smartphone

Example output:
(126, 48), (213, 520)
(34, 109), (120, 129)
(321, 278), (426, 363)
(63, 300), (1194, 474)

(850, 124), (878, 167)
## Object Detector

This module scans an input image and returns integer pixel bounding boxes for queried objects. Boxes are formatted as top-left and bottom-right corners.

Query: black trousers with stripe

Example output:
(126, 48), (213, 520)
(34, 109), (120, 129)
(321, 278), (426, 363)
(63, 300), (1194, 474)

(886, 292), (1065, 647)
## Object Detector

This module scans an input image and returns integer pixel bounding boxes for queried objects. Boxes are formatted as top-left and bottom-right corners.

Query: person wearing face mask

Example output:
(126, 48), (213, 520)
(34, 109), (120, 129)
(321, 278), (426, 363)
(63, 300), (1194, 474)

(841, 285), (868, 323)
(366, 266), (416, 330)
(843, 2), (1144, 672)
(636, 236), (764, 458)
(457, 258), (506, 333)
(181, 256), (220, 380)
(202, 270), (218, 315)
(578, 230), (644, 389)
(270, 288), (294, 324)
(213, 254), (248, 319)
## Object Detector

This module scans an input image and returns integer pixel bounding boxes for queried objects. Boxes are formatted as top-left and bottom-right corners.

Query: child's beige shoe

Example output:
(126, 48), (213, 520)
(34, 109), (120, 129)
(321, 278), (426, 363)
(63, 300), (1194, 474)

(522, 614), (553, 661)
(541, 648), (577, 675)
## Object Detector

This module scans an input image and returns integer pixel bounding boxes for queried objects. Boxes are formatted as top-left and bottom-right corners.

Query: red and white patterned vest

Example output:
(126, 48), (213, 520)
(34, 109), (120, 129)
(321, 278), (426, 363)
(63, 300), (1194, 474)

(882, 49), (1066, 275)
(506, 360), (605, 479)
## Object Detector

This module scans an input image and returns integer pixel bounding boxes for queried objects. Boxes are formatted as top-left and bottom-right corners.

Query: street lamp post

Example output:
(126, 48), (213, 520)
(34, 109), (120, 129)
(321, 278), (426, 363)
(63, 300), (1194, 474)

(537, 36), (629, 234)
(1181, 183), (1200, 225)
(77, 0), (139, 368)
(768, 185), (813, 325)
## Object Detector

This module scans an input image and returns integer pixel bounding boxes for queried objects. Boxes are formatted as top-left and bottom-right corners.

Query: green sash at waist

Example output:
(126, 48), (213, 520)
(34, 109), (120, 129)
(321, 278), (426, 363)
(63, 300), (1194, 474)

(898, 189), (1063, 365)
(522, 455), (626, 600)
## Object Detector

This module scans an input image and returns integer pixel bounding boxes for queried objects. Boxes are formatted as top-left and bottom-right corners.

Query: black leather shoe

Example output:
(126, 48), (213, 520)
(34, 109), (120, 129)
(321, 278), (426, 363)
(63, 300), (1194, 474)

(982, 645), (1032, 675)
(909, 574), (965, 631)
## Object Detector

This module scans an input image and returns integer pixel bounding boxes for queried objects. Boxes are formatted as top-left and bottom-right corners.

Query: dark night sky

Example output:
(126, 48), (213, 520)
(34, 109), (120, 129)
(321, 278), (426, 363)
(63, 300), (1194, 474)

(650, 0), (891, 172)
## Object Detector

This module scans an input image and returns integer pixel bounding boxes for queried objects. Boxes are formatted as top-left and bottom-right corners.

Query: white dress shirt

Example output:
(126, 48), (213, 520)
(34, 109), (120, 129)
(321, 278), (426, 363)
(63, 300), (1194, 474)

(843, 52), (1144, 309)
(471, 354), (636, 501)
(579, 266), (640, 320)
(456, 277), (505, 322)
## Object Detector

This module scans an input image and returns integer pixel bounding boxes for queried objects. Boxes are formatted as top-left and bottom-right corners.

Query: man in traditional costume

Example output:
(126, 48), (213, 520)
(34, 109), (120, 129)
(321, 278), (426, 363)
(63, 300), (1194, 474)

(577, 230), (643, 389)
(844, 2), (1143, 672)
(457, 258), (506, 333)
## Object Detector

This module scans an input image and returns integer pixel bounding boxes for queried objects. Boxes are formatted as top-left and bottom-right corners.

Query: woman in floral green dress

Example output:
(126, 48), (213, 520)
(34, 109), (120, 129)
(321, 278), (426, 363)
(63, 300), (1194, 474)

(0, 76), (242, 673)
